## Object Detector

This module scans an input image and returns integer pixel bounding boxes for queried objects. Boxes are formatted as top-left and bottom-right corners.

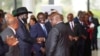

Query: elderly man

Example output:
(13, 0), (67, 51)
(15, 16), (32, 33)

(0, 14), (19, 56)
(46, 13), (70, 56)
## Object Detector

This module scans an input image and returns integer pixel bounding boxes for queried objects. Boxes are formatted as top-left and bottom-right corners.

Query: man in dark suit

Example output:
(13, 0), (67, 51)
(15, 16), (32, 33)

(76, 12), (90, 56)
(88, 11), (99, 50)
(45, 15), (52, 33)
(0, 14), (19, 56)
(66, 13), (81, 56)
(30, 12), (48, 56)
(16, 7), (34, 56)
(46, 13), (70, 56)
(74, 11), (83, 23)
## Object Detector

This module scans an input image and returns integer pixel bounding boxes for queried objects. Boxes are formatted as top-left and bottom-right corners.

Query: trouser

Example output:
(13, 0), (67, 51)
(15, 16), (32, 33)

(0, 54), (5, 56)
(84, 39), (91, 56)
(91, 33), (98, 49)
(19, 45), (32, 56)
(70, 41), (78, 56)
(77, 39), (85, 56)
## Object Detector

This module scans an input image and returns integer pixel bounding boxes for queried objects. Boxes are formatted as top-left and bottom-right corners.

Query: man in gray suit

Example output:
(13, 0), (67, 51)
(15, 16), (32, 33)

(0, 14), (19, 56)
(46, 13), (70, 56)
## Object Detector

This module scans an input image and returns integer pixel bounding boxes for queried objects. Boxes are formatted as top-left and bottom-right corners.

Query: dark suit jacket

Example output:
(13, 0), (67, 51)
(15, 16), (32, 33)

(30, 23), (48, 39)
(46, 22), (70, 56)
(16, 19), (34, 46)
(65, 22), (82, 46)
(66, 22), (81, 37)
(76, 22), (89, 40)
(74, 17), (79, 23)
(0, 36), (8, 56)
(30, 23), (48, 56)
(91, 17), (99, 37)
(0, 27), (19, 56)
(45, 21), (52, 33)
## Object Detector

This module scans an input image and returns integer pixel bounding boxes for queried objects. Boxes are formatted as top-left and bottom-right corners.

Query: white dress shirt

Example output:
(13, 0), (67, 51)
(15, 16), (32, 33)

(69, 21), (74, 30)
(8, 26), (16, 35)
(40, 23), (47, 35)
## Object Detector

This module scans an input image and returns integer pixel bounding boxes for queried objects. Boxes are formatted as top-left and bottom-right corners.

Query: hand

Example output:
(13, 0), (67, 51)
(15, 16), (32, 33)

(37, 37), (45, 44)
(69, 35), (73, 41)
(74, 37), (78, 41)
(40, 47), (45, 54)
(81, 35), (87, 40)
(5, 35), (19, 46)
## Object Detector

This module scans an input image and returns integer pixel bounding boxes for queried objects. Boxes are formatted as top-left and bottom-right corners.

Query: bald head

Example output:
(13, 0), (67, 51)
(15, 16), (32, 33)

(50, 13), (63, 26)
(50, 13), (63, 21)
(5, 14), (19, 30)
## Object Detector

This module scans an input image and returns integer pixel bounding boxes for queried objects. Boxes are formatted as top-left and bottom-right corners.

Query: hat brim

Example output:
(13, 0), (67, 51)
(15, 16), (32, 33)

(16, 11), (32, 16)
(28, 11), (32, 13)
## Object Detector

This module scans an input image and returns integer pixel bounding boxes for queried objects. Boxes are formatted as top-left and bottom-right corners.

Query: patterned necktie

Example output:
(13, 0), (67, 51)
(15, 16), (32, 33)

(71, 22), (74, 31)
(42, 25), (47, 36)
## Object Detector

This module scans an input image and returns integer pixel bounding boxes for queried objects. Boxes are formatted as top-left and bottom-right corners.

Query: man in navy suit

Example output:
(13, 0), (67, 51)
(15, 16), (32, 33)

(45, 15), (52, 33)
(16, 7), (34, 56)
(74, 11), (83, 23)
(30, 12), (48, 56)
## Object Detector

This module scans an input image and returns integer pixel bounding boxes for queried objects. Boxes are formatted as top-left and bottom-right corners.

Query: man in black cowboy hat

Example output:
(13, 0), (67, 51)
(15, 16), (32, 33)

(15, 7), (34, 56)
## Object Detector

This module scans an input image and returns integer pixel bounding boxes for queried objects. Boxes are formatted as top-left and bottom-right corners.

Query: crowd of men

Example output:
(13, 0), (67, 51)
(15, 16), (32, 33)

(0, 7), (99, 56)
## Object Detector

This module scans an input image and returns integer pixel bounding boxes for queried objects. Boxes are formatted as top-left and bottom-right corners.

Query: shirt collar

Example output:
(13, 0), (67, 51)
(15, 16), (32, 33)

(79, 20), (83, 25)
(57, 21), (63, 24)
(8, 26), (16, 35)
(40, 23), (45, 27)
(69, 20), (74, 23)
(19, 18), (24, 24)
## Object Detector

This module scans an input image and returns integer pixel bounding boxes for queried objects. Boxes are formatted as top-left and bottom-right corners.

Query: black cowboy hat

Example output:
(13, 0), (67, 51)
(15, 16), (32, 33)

(16, 7), (32, 16)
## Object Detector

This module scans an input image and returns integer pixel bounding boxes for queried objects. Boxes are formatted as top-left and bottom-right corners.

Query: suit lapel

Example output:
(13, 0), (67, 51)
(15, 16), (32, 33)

(68, 22), (74, 32)
(37, 23), (44, 33)
(37, 23), (47, 37)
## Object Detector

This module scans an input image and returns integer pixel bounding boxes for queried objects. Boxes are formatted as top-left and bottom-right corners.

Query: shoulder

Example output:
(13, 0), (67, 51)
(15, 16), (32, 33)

(31, 23), (39, 29)
(1, 27), (14, 34)
(55, 22), (68, 30)
(65, 22), (69, 25)
(1, 27), (14, 41)
(49, 27), (59, 35)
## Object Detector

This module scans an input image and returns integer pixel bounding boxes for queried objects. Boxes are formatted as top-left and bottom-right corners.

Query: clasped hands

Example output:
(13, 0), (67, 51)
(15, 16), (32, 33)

(5, 35), (19, 47)
(69, 35), (78, 41)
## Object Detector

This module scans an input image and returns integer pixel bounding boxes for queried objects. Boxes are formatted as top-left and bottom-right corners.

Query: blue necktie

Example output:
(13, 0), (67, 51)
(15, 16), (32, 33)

(42, 25), (47, 36)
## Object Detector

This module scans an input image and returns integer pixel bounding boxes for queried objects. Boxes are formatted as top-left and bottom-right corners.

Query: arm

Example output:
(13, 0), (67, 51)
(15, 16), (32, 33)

(30, 25), (37, 39)
(17, 26), (34, 44)
(46, 28), (59, 56)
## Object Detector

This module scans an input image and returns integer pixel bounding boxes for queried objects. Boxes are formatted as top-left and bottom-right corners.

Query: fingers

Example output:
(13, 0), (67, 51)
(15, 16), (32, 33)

(5, 35), (19, 47)
(12, 40), (19, 46)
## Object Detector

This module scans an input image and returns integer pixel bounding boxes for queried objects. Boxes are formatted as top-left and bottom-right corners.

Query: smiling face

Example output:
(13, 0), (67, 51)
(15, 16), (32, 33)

(37, 13), (46, 24)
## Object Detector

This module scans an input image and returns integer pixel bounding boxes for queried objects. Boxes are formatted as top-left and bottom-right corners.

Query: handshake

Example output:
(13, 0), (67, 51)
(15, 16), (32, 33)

(36, 37), (45, 44)
(69, 35), (78, 41)
(5, 35), (19, 47)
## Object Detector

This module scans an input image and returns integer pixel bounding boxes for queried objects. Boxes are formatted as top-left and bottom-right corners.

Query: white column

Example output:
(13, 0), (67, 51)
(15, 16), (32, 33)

(22, 0), (35, 23)
(22, 0), (34, 13)
(72, 0), (87, 14)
